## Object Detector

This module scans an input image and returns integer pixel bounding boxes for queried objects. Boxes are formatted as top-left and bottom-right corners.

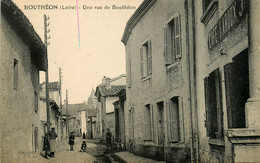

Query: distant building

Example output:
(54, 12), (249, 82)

(63, 102), (86, 136)
(39, 82), (61, 141)
(86, 88), (98, 139)
(0, 0), (47, 161)
(95, 75), (126, 143)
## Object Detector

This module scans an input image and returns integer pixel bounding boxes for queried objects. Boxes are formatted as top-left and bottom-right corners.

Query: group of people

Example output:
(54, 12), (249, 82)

(42, 128), (113, 158)
(43, 128), (58, 158)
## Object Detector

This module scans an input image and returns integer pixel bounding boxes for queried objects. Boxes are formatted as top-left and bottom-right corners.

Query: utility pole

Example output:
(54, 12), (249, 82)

(66, 89), (69, 138)
(59, 67), (63, 139)
(44, 15), (51, 132)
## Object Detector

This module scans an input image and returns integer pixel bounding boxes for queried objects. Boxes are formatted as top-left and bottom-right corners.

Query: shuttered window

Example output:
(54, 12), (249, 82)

(167, 97), (181, 142)
(129, 107), (134, 139)
(204, 68), (224, 139)
(127, 54), (132, 88)
(144, 104), (154, 141)
(164, 13), (182, 65)
(140, 40), (152, 78)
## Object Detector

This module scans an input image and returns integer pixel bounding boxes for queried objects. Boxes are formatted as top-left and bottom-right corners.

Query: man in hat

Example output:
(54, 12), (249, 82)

(48, 128), (58, 157)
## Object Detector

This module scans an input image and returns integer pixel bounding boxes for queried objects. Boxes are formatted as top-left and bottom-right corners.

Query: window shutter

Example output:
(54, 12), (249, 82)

(204, 76), (210, 137)
(140, 48), (144, 78)
(164, 26), (173, 65)
(150, 104), (154, 141)
(178, 96), (183, 141)
(174, 14), (182, 60)
(127, 55), (132, 88)
(148, 40), (152, 75)
(165, 101), (170, 143)
(171, 98), (179, 142)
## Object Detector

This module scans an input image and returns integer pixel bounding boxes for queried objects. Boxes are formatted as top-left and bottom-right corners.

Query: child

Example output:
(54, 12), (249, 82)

(80, 140), (87, 152)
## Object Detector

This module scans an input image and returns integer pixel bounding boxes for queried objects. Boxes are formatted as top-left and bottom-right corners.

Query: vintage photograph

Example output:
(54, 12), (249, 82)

(1, 0), (260, 162)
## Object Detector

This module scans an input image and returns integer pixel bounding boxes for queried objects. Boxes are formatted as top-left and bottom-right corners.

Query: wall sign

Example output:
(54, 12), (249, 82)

(208, 0), (247, 50)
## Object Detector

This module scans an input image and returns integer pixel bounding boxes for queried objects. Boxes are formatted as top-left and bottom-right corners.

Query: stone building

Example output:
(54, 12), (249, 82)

(121, 0), (196, 161)
(194, 0), (260, 162)
(86, 89), (98, 139)
(95, 75), (126, 143)
(0, 0), (47, 161)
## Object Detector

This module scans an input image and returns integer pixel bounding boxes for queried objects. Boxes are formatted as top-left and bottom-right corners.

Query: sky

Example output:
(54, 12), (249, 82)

(13, 0), (142, 104)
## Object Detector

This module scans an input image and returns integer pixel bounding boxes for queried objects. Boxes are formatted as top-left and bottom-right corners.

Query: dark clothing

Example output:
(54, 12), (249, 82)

(49, 131), (58, 139)
(43, 134), (50, 151)
(82, 132), (86, 139)
(69, 135), (75, 145)
(106, 131), (112, 149)
(81, 141), (87, 151)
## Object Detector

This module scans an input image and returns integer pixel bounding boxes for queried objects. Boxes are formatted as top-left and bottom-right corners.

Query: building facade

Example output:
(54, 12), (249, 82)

(122, 0), (196, 161)
(194, 0), (260, 162)
(39, 82), (62, 141)
(0, 0), (47, 161)
(95, 75), (126, 143)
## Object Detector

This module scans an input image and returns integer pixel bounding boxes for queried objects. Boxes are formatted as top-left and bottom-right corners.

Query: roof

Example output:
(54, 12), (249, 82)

(1, 0), (47, 71)
(40, 82), (60, 91)
(95, 85), (126, 101)
(121, 0), (157, 45)
(98, 74), (126, 86)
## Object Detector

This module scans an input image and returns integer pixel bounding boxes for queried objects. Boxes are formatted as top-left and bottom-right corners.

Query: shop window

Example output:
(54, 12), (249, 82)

(140, 40), (152, 78)
(224, 49), (249, 128)
(204, 68), (224, 139)
(144, 104), (154, 141)
(164, 13), (182, 65)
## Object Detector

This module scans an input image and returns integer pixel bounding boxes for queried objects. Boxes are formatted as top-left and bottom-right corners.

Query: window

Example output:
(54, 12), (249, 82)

(167, 97), (181, 142)
(129, 108), (134, 140)
(13, 59), (18, 90)
(164, 13), (182, 65)
(201, 0), (218, 24)
(34, 91), (38, 113)
(204, 68), (223, 139)
(224, 49), (249, 128)
(144, 104), (154, 141)
(127, 54), (132, 88)
(140, 40), (152, 78)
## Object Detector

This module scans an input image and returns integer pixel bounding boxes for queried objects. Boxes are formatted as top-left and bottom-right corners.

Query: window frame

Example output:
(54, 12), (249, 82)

(204, 68), (224, 140)
(200, 0), (218, 25)
(164, 12), (182, 67)
(144, 104), (154, 141)
(140, 39), (152, 79)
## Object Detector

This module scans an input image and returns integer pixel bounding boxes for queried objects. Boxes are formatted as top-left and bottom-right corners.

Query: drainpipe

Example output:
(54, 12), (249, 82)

(185, 0), (199, 162)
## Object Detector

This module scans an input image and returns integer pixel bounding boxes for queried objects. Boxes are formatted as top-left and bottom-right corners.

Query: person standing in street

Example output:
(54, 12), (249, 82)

(69, 132), (75, 151)
(105, 128), (112, 151)
(43, 132), (50, 158)
(48, 128), (58, 158)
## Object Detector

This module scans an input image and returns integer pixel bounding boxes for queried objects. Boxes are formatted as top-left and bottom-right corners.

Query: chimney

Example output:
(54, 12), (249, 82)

(102, 76), (111, 85)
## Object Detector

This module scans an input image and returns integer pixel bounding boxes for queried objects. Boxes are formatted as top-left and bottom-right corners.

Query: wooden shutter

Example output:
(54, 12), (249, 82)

(140, 48), (144, 78)
(127, 55), (132, 88)
(164, 26), (173, 65)
(174, 14), (182, 60)
(165, 100), (171, 143)
(178, 96), (183, 141)
(150, 105), (154, 141)
(204, 76), (210, 137)
(171, 98), (179, 142)
(224, 63), (235, 128)
(148, 40), (152, 75)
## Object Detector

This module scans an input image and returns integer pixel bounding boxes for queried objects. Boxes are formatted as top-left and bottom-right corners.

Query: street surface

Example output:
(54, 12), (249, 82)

(36, 138), (124, 163)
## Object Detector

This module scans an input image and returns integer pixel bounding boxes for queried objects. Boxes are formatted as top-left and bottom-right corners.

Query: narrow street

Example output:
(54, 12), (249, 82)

(37, 138), (125, 163)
